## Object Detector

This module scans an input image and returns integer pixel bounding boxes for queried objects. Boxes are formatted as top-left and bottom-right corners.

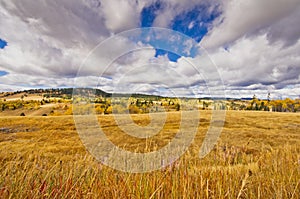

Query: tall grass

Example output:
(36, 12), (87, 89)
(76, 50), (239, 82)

(0, 111), (299, 198)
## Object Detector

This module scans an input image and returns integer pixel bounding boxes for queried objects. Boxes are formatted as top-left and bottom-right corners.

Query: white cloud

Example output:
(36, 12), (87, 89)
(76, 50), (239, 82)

(201, 0), (300, 49)
(101, 0), (141, 33)
(0, 0), (300, 99)
(200, 34), (300, 97)
(0, 0), (111, 78)
(188, 21), (195, 29)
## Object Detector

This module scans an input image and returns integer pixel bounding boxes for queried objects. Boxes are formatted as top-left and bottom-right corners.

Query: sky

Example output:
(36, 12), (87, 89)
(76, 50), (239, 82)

(0, 0), (300, 99)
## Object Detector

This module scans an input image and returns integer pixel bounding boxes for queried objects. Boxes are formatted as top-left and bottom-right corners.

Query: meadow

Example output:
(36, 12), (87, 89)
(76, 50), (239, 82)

(0, 110), (299, 198)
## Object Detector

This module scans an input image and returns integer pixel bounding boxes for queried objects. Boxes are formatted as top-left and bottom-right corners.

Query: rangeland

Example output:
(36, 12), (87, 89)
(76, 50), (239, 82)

(0, 111), (299, 198)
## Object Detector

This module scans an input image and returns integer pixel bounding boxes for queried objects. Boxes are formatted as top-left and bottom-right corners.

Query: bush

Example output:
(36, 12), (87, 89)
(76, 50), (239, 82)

(20, 112), (25, 116)
(42, 113), (47, 116)
(129, 105), (140, 114)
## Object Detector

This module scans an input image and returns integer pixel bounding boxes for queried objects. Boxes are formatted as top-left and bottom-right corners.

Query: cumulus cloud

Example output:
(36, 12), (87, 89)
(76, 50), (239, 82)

(0, 1), (154, 78)
(195, 0), (300, 98)
(266, 9), (300, 47)
(0, 0), (299, 99)
(201, 0), (300, 49)
(101, 0), (141, 33)
(201, 34), (300, 98)
(0, 0), (111, 78)
(1, 0), (109, 47)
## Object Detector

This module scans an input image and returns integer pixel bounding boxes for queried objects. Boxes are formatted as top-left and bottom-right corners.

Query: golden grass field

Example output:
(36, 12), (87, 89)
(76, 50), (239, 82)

(0, 111), (299, 198)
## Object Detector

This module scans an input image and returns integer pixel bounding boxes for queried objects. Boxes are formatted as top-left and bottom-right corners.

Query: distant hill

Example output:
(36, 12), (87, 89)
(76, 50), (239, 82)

(0, 88), (110, 99)
(0, 88), (252, 100)
(0, 88), (165, 100)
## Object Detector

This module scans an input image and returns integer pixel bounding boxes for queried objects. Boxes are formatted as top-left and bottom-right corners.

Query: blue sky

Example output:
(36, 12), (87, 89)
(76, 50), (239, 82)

(0, 39), (8, 77)
(0, 38), (7, 49)
(0, 70), (8, 77)
(171, 5), (220, 42)
(0, 0), (299, 98)
(140, 2), (219, 62)
(140, 1), (161, 28)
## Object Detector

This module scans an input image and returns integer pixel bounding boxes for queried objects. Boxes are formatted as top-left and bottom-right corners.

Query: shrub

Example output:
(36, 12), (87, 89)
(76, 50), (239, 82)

(20, 112), (25, 116)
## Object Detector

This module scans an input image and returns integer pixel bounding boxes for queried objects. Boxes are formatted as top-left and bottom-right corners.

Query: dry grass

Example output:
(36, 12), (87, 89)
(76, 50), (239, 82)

(0, 111), (299, 198)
